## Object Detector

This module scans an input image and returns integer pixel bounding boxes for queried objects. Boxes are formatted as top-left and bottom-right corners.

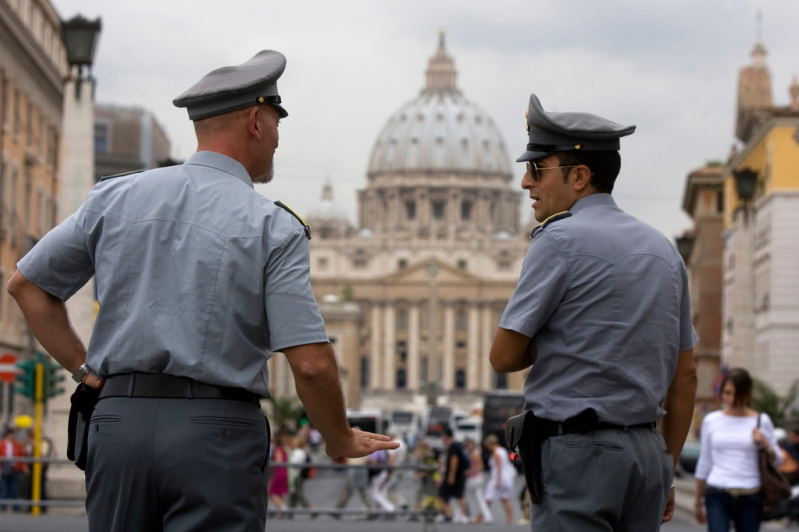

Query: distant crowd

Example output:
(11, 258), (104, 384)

(266, 423), (528, 524)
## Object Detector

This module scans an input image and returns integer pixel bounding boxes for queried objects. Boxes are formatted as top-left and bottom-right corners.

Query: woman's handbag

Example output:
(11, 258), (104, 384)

(757, 414), (792, 507)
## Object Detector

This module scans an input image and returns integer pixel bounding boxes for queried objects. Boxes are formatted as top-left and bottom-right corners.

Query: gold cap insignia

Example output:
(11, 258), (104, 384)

(258, 97), (265, 104)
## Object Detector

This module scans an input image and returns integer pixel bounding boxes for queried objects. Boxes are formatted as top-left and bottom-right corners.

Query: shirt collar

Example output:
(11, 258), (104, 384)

(569, 193), (617, 215)
(185, 151), (254, 189)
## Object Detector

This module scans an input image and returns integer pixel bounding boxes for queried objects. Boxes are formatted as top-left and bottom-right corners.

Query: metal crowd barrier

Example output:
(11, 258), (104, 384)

(0, 457), (447, 530)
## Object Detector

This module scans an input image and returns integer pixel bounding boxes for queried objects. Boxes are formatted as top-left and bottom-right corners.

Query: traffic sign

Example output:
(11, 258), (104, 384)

(0, 352), (20, 383)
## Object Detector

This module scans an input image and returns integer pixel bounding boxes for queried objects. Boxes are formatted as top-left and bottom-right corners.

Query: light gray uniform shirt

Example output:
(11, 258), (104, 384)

(17, 151), (328, 396)
(499, 193), (698, 425)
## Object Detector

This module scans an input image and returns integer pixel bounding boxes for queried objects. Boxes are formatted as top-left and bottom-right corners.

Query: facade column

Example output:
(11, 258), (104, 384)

(383, 303), (396, 390)
(481, 304), (494, 391)
(370, 303), (383, 391)
(467, 304), (480, 390)
(442, 303), (455, 391)
(408, 303), (420, 391)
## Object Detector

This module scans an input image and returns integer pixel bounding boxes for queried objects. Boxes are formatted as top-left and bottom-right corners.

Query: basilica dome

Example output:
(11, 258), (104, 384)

(367, 34), (512, 177)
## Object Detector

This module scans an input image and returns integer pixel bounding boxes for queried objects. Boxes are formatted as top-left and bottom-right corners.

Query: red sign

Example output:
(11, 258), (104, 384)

(0, 353), (19, 383)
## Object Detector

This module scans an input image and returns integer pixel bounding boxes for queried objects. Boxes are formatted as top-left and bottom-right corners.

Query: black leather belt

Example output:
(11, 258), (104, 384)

(99, 373), (261, 405)
(541, 419), (656, 438)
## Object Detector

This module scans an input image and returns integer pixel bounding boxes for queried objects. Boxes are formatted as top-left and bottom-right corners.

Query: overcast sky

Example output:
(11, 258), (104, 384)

(54, 0), (798, 240)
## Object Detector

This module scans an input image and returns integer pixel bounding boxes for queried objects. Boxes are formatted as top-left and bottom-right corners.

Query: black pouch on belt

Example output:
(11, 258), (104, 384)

(67, 383), (100, 471)
(505, 410), (544, 505)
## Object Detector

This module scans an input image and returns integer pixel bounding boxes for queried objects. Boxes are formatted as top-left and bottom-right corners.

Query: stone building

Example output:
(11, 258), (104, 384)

(679, 164), (724, 421)
(269, 34), (532, 413)
(0, 0), (67, 426)
(721, 38), (799, 395)
(94, 103), (171, 179)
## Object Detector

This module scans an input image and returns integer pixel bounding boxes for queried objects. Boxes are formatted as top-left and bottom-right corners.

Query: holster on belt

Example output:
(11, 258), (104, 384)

(67, 383), (100, 471)
(505, 411), (545, 505)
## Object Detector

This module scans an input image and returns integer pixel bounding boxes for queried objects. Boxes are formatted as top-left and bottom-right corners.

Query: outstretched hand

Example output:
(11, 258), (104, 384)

(325, 428), (399, 464)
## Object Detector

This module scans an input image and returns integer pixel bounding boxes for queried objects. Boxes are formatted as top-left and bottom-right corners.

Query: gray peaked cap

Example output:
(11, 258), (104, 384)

(173, 50), (288, 120)
(516, 94), (636, 162)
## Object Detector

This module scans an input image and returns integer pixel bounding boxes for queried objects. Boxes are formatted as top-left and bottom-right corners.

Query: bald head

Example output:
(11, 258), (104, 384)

(193, 104), (281, 183)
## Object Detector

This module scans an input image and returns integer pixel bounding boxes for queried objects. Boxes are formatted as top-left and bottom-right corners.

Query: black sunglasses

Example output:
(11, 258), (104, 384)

(526, 161), (576, 181)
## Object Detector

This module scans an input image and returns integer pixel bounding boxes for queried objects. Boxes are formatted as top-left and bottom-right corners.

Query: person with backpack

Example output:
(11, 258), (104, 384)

(437, 428), (469, 524)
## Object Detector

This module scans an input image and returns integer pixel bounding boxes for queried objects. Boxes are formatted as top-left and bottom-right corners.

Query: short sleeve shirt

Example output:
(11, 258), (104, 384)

(17, 151), (328, 396)
(499, 194), (698, 425)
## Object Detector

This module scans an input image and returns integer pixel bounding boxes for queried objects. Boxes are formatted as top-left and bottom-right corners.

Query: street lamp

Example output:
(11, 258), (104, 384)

(62, 15), (102, 70)
(676, 234), (694, 264)
(62, 15), (101, 98)
(733, 168), (758, 224)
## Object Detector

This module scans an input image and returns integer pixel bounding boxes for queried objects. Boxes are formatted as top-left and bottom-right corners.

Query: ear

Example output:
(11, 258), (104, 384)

(245, 107), (261, 140)
(571, 165), (593, 192)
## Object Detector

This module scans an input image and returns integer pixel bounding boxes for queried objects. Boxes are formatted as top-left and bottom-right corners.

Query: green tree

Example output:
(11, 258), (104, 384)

(267, 396), (303, 429)
(752, 378), (799, 427)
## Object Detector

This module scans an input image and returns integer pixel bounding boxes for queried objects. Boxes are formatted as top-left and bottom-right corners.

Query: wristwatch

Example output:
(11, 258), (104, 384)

(71, 363), (91, 383)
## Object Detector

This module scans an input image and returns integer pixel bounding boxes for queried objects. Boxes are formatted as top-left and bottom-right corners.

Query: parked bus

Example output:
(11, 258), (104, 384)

(482, 392), (525, 448)
(423, 406), (454, 450)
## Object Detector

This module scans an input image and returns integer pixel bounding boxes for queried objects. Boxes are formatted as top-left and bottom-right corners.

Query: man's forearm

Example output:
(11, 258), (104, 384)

(7, 270), (86, 373)
(661, 350), (697, 471)
(289, 346), (351, 449)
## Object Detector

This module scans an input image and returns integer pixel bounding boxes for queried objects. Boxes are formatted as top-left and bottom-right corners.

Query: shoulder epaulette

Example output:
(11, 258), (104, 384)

(275, 201), (311, 240)
(531, 211), (572, 239)
(99, 170), (143, 182)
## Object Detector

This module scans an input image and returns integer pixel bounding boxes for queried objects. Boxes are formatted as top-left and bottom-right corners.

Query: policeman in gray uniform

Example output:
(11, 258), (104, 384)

(490, 94), (698, 531)
(7, 50), (397, 531)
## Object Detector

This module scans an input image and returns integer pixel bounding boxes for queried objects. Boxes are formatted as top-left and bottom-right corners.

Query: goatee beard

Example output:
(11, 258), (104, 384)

(254, 165), (274, 184)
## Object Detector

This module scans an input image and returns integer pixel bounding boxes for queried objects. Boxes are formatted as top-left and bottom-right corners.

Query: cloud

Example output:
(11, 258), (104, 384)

(54, 0), (799, 240)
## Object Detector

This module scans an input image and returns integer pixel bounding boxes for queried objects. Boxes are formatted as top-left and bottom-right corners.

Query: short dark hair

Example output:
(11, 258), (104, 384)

(557, 150), (621, 193)
(442, 427), (454, 439)
(722, 367), (753, 408)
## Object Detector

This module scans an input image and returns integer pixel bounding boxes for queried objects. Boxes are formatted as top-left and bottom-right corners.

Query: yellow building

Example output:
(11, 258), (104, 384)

(721, 39), (799, 395)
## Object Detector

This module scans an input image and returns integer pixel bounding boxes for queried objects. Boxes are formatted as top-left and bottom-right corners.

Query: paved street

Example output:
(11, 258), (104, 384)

(2, 512), (795, 532)
(1, 469), (797, 531)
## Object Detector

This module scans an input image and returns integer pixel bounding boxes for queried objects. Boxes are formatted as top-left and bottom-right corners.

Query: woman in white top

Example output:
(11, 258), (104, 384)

(483, 434), (516, 525)
(694, 368), (783, 532)
(463, 438), (492, 524)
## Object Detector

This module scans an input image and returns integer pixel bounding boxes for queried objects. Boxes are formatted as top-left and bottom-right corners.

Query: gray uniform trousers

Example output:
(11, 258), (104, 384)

(532, 426), (672, 532)
(85, 396), (270, 532)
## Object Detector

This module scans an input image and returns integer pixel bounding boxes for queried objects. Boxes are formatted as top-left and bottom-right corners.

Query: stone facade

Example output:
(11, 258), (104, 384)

(94, 103), (172, 179)
(269, 34), (532, 413)
(0, 0), (66, 427)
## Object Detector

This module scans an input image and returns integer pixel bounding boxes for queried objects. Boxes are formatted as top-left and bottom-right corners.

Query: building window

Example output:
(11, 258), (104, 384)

(397, 259), (407, 269)
(461, 201), (472, 221)
(717, 191), (724, 214)
(353, 258), (367, 269)
(13, 89), (21, 139)
(455, 369), (466, 390)
(432, 201), (445, 219)
(94, 123), (109, 154)
(397, 310), (407, 330)
(457, 259), (467, 270)
(456, 310), (467, 331)
(317, 257), (328, 270)
(498, 260), (511, 271)
(456, 341), (466, 349)
(405, 200), (416, 220)
(397, 341), (407, 363)
(396, 368), (407, 390)
(420, 357), (428, 383)
(495, 372), (508, 390)
(26, 102), (32, 147)
(360, 357), (369, 389)
(0, 75), (7, 127)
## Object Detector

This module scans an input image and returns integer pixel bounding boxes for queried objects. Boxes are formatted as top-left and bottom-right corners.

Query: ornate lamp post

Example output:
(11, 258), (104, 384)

(733, 168), (758, 224)
(676, 234), (694, 264)
(61, 15), (101, 96)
